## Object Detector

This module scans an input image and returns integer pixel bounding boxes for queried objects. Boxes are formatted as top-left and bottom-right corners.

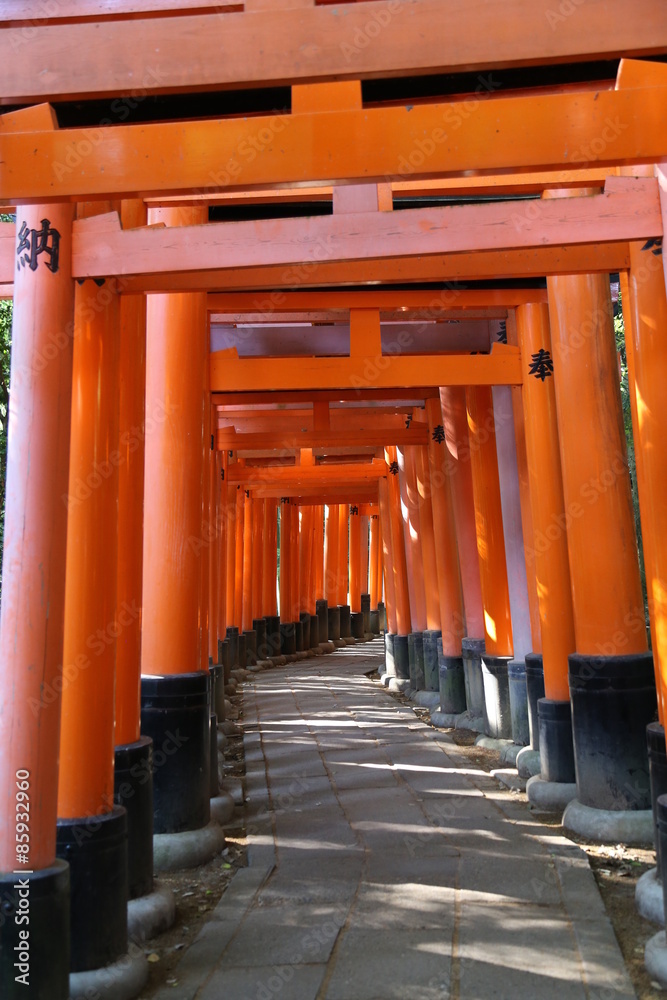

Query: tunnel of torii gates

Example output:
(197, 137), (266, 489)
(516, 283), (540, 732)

(0, 2), (667, 993)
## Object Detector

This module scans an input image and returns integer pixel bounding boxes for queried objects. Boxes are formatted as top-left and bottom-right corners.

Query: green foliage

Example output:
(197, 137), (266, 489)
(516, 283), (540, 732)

(614, 291), (648, 628)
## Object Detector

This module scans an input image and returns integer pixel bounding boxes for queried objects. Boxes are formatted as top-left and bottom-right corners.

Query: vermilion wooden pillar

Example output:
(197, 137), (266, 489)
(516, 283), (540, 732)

(349, 505), (362, 613)
(252, 498), (264, 622)
(465, 387), (514, 658)
(242, 491), (253, 632)
(0, 203), (75, 988)
(57, 203), (130, 974)
(217, 449), (228, 644)
(142, 205), (208, 676)
(414, 446), (442, 632)
(516, 304), (575, 704)
(115, 200), (147, 749)
(324, 504), (339, 606)
(300, 505), (314, 614)
(225, 480), (237, 628)
(291, 503), (301, 623)
(384, 447), (411, 636)
(424, 398), (466, 656)
(369, 514), (380, 610)
(279, 499), (291, 620)
(622, 241), (667, 722)
(313, 504), (325, 606)
(440, 388), (485, 639)
(199, 370), (211, 671)
(234, 482), (245, 628)
(208, 419), (220, 663)
(140, 206), (211, 846)
(337, 502), (349, 608)
(262, 497), (278, 616)
(398, 447), (427, 633)
(59, 206), (120, 823)
(546, 202), (653, 814)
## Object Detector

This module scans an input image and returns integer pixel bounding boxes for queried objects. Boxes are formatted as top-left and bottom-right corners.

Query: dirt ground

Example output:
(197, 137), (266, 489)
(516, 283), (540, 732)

(137, 676), (665, 999)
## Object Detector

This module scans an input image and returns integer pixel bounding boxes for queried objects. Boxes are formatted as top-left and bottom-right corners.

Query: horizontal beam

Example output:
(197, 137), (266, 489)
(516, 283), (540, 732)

(211, 345), (522, 392)
(3, 86), (667, 201)
(228, 459), (388, 485)
(217, 427), (428, 450)
(208, 290), (545, 313)
(121, 243), (630, 292)
(67, 180), (659, 282)
(1, 0), (665, 103)
(257, 491), (379, 505)
(213, 388), (438, 405)
(0, 229), (630, 294)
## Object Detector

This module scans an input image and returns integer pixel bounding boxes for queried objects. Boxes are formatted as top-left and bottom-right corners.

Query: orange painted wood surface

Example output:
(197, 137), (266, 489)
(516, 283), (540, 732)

(3, 89), (667, 200)
(1, 0), (665, 103)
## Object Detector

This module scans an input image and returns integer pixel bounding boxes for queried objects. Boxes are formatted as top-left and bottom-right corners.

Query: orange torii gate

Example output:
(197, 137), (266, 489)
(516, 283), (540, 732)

(1, 15), (667, 995)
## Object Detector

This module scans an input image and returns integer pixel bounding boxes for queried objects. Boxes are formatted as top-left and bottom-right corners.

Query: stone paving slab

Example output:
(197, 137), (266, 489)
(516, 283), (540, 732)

(162, 639), (637, 1000)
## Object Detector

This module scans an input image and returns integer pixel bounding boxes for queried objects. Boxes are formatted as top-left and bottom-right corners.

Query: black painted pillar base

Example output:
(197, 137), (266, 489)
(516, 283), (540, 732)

(508, 659), (530, 747)
(351, 612), (365, 640)
(328, 606), (341, 641)
(209, 714), (219, 798)
(316, 599), (328, 644)
(225, 627), (239, 671)
(280, 621), (297, 656)
(462, 637), (486, 718)
(438, 653), (466, 715)
(243, 630), (257, 666)
(384, 632), (396, 676)
(361, 593), (371, 634)
(648, 723), (667, 876)
(209, 663), (224, 721)
(394, 634), (410, 681)
(481, 654), (512, 739)
(538, 698), (576, 783)
(408, 632), (425, 690)
(56, 807), (128, 973)
(264, 615), (281, 659)
(378, 601), (387, 632)
(0, 861), (70, 999)
(569, 651), (656, 810)
(253, 618), (267, 661)
(114, 736), (154, 900)
(423, 630), (442, 692)
(295, 620), (305, 653)
(140, 672), (211, 834)
(300, 612), (311, 650)
(370, 609), (380, 634)
(309, 612), (319, 648)
(338, 605), (352, 639)
(218, 638), (231, 685)
(237, 634), (247, 672)
(525, 653), (545, 751)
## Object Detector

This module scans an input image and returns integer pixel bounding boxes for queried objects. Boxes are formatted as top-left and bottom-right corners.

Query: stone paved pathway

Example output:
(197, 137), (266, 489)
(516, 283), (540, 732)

(157, 640), (637, 1000)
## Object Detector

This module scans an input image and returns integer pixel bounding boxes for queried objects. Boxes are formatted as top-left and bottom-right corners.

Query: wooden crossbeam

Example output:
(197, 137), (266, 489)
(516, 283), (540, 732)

(228, 458), (388, 485)
(210, 344), (522, 392)
(213, 388), (438, 405)
(61, 179), (660, 281)
(217, 427), (428, 450)
(1, 0), (665, 104)
(208, 290), (546, 312)
(2, 84), (666, 201)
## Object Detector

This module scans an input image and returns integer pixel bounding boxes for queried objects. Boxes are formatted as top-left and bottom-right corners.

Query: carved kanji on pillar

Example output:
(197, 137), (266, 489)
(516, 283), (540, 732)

(529, 348), (554, 382)
(16, 218), (61, 273)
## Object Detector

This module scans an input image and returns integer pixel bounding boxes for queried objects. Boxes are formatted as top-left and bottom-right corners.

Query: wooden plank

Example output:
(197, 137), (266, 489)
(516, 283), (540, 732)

(0, 1), (240, 22)
(121, 244), (630, 292)
(210, 345), (523, 391)
(214, 388), (438, 405)
(2, 87), (667, 201)
(218, 427), (429, 449)
(228, 458), (388, 484)
(209, 290), (545, 313)
(1, 0), (666, 103)
(68, 180), (659, 280)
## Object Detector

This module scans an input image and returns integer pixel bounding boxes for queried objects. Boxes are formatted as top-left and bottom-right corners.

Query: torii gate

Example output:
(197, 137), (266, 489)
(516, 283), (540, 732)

(1, 8), (667, 995)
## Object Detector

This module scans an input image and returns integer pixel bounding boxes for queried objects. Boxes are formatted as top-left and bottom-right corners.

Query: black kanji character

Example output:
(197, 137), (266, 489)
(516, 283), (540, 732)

(641, 237), (663, 257)
(350, 505), (359, 515)
(432, 424), (445, 443)
(529, 348), (554, 382)
(389, 461), (399, 475)
(16, 219), (61, 273)
(496, 321), (507, 344)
